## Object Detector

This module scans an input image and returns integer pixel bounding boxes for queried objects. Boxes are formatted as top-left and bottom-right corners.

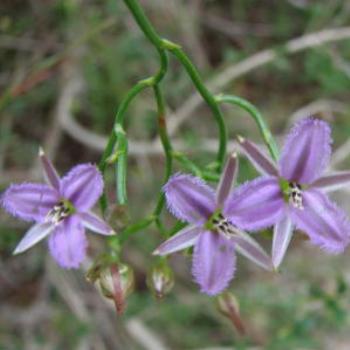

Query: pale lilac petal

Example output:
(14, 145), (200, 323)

(216, 153), (238, 207)
(192, 231), (235, 296)
(272, 215), (293, 269)
(39, 148), (60, 190)
(229, 228), (273, 270)
(61, 164), (103, 211)
(153, 225), (202, 256)
(237, 136), (278, 176)
(280, 118), (331, 184)
(311, 171), (350, 192)
(80, 212), (115, 236)
(48, 216), (88, 269)
(224, 176), (285, 231)
(13, 222), (54, 255)
(291, 189), (350, 253)
(164, 174), (216, 224)
(2, 183), (58, 222)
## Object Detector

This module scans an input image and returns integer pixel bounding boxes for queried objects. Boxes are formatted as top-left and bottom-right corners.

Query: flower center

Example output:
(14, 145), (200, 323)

(287, 182), (303, 209)
(46, 199), (75, 225)
(212, 213), (236, 239)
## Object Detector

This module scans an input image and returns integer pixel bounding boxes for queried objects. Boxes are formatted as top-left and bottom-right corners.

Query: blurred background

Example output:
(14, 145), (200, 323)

(1, 0), (350, 349)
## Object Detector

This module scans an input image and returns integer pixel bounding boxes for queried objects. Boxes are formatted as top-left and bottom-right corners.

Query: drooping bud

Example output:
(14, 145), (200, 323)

(147, 260), (174, 299)
(86, 257), (134, 315)
(217, 291), (246, 336)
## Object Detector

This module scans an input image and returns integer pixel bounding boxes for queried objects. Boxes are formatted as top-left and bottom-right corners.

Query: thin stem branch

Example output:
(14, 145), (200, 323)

(215, 94), (279, 161)
(153, 85), (173, 218)
(162, 39), (227, 168)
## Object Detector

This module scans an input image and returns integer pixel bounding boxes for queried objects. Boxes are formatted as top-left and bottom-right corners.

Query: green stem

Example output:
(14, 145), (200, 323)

(99, 77), (154, 176)
(114, 125), (128, 205)
(215, 94), (279, 161)
(162, 40), (227, 168)
(153, 84), (173, 218)
(172, 151), (202, 177)
(98, 79), (152, 211)
(122, 0), (227, 169)
(123, 0), (163, 48)
(119, 216), (156, 244)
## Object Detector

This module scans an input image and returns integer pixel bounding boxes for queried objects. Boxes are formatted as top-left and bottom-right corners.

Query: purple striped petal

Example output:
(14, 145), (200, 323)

(237, 136), (278, 176)
(280, 118), (332, 184)
(311, 171), (350, 192)
(216, 153), (238, 207)
(13, 222), (54, 255)
(39, 148), (60, 190)
(61, 164), (103, 211)
(272, 215), (293, 269)
(2, 183), (58, 222)
(224, 176), (285, 231)
(164, 174), (216, 224)
(48, 216), (88, 269)
(230, 228), (273, 270)
(290, 189), (350, 254)
(80, 212), (115, 235)
(192, 231), (235, 296)
(153, 225), (202, 256)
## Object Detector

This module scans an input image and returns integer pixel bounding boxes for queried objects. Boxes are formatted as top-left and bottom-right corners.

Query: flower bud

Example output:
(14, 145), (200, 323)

(86, 258), (134, 315)
(147, 260), (174, 299)
(217, 291), (245, 335)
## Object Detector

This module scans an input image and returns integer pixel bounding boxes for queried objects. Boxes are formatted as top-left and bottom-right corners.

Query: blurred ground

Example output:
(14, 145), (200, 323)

(1, 0), (350, 349)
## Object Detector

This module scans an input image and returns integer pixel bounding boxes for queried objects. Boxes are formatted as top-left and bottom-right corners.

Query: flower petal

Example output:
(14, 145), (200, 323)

(290, 189), (350, 253)
(164, 174), (216, 224)
(2, 183), (58, 222)
(80, 212), (115, 235)
(48, 216), (88, 269)
(272, 215), (293, 269)
(39, 147), (60, 190)
(153, 225), (202, 256)
(237, 136), (278, 176)
(224, 176), (285, 231)
(229, 228), (273, 270)
(216, 153), (238, 207)
(311, 171), (350, 192)
(13, 222), (54, 255)
(280, 117), (332, 184)
(192, 231), (235, 296)
(61, 164), (103, 211)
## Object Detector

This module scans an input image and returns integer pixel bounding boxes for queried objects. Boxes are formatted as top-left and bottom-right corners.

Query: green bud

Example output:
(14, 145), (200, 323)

(86, 257), (134, 315)
(147, 260), (174, 299)
(216, 291), (245, 335)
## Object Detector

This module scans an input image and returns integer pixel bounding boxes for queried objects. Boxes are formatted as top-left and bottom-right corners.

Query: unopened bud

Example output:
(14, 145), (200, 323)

(217, 292), (245, 335)
(147, 260), (174, 299)
(86, 258), (134, 315)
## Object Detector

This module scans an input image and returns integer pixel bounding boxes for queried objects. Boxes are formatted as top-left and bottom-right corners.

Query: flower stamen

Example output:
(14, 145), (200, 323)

(46, 199), (74, 225)
(213, 213), (236, 238)
(288, 182), (303, 209)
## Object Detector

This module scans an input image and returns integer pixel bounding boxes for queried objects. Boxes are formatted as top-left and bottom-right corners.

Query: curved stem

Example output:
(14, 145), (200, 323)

(162, 40), (227, 169)
(99, 52), (168, 211)
(153, 85), (173, 218)
(119, 216), (156, 244)
(215, 94), (279, 161)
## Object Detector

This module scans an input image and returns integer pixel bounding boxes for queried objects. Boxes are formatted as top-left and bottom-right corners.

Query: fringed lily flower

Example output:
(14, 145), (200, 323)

(154, 154), (273, 296)
(235, 117), (350, 268)
(1, 149), (115, 268)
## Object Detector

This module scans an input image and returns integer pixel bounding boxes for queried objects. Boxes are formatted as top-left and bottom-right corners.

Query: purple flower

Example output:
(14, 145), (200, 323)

(1, 148), (115, 268)
(154, 154), (273, 296)
(234, 117), (350, 268)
